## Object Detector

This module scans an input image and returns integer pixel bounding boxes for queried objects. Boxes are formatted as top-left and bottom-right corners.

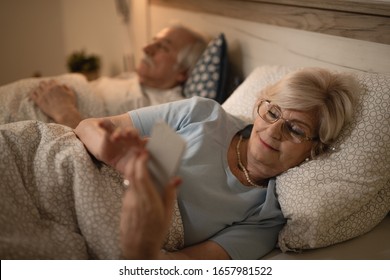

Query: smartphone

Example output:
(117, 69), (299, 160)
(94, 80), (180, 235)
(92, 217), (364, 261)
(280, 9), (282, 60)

(146, 121), (186, 193)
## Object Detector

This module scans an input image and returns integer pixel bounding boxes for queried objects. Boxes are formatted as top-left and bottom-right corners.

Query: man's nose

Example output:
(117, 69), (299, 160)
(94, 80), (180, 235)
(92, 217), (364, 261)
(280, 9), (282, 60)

(143, 42), (156, 55)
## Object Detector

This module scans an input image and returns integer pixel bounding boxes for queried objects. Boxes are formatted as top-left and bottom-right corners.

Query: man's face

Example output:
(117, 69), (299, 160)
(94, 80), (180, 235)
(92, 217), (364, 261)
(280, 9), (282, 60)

(136, 27), (195, 89)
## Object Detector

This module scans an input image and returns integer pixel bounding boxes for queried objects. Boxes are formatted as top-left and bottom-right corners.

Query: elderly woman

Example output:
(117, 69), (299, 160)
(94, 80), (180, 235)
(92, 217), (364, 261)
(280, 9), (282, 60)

(75, 67), (358, 260)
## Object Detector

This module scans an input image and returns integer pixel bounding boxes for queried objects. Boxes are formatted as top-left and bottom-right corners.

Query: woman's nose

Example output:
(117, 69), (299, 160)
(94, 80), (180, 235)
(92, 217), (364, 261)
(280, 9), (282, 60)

(267, 120), (284, 140)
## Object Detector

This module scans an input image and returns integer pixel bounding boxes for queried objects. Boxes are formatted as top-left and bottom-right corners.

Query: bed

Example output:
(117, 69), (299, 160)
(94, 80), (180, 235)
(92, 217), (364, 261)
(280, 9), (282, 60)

(1, 67), (388, 260)
(140, 0), (390, 259)
(1, 0), (389, 260)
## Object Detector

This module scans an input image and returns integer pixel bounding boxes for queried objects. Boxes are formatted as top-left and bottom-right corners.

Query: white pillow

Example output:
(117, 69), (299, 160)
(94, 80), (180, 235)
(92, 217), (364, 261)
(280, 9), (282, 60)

(222, 65), (297, 121)
(222, 65), (390, 251)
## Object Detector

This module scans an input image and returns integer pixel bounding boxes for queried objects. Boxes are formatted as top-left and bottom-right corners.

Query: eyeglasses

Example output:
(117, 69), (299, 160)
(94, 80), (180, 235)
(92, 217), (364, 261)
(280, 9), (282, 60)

(257, 100), (318, 143)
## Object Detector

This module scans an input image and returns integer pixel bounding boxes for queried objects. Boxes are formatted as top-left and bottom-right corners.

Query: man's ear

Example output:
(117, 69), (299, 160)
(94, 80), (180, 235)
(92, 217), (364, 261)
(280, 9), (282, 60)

(176, 70), (188, 84)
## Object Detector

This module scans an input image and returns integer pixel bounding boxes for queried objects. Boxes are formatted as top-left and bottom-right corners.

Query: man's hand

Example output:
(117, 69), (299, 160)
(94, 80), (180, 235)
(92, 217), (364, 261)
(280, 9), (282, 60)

(29, 80), (82, 128)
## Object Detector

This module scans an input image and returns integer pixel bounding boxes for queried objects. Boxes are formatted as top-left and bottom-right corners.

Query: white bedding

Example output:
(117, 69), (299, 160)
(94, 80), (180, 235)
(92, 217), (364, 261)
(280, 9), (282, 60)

(0, 120), (183, 259)
(0, 74), (107, 125)
(0, 73), (185, 126)
(263, 214), (390, 259)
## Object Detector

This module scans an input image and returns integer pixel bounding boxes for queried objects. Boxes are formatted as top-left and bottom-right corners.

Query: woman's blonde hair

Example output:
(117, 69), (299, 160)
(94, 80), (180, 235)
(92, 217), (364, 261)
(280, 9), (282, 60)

(258, 67), (360, 157)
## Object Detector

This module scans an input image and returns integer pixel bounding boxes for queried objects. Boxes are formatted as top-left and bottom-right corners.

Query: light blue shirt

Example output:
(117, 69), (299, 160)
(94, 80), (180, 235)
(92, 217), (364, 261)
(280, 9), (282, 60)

(129, 97), (285, 259)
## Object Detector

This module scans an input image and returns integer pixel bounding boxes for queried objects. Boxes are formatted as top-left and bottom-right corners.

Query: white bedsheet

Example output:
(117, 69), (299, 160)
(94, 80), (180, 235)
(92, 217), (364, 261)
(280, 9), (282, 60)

(0, 73), (106, 125)
(0, 120), (183, 259)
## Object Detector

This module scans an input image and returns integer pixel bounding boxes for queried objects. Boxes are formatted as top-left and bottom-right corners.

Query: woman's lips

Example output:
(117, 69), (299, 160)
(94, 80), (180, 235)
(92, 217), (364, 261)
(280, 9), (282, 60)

(259, 137), (279, 151)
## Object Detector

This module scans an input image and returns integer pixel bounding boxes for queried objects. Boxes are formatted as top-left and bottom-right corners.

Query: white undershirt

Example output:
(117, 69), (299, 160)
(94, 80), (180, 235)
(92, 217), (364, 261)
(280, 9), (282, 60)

(89, 73), (184, 116)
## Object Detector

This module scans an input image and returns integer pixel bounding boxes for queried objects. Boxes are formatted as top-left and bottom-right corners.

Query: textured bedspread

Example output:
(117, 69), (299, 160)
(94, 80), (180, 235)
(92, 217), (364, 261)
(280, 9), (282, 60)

(0, 121), (183, 259)
(0, 74), (107, 125)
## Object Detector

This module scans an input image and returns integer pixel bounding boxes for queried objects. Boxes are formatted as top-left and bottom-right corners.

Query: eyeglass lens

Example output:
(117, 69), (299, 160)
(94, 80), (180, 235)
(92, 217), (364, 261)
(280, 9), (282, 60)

(257, 100), (311, 143)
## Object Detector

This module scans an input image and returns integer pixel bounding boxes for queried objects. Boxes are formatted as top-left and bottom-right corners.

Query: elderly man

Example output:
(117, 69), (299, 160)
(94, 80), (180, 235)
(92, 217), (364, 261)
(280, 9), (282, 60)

(29, 25), (207, 128)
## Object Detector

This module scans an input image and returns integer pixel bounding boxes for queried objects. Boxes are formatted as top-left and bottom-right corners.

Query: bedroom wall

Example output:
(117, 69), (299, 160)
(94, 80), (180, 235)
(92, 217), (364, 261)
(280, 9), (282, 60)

(0, 0), (130, 86)
(146, 5), (390, 78)
(61, 0), (125, 78)
(0, 0), (65, 86)
(1, 1), (388, 86)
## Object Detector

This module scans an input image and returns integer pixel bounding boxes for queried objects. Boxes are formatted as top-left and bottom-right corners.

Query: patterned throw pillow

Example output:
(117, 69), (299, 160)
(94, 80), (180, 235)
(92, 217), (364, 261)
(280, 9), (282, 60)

(183, 33), (229, 104)
(223, 66), (390, 251)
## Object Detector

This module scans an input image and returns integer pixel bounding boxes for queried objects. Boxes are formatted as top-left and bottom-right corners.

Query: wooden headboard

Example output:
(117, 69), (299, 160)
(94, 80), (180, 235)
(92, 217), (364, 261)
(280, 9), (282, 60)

(152, 0), (390, 45)
(133, 0), (390, 76)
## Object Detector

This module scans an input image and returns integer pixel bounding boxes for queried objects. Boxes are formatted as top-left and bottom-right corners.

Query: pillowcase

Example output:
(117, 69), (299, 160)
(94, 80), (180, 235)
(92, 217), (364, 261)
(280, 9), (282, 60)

(222, 65), (390, 251)
(183, 33), (229, 104)
(222, 65), (295, 121)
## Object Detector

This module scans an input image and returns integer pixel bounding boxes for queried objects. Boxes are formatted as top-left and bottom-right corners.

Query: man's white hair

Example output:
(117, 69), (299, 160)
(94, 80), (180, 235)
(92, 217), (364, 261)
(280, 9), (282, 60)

(172, 24), (208, 75)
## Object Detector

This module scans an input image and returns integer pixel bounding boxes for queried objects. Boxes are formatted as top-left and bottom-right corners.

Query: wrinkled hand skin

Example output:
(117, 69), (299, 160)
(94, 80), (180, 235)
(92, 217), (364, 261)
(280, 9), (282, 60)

(29, 80), (82, 128)
(94, 120), (148, 174)
(120, 150), (180, 259)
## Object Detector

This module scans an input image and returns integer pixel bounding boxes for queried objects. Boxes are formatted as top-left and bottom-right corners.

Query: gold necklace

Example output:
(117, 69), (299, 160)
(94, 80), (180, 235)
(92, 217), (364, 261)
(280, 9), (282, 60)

(236, 135), (263, 188)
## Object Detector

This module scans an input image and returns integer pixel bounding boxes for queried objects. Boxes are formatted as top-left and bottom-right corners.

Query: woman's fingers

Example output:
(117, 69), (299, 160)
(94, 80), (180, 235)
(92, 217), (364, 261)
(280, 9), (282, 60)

(120, 148), (182, 259)
(128, 150), (181, 215)
(98, 119), (115, 133)
(123, 149), (142, 182)
(99, 121), (139, 143)
(131, 150), (152, 190)
(124, 150), (156, 200)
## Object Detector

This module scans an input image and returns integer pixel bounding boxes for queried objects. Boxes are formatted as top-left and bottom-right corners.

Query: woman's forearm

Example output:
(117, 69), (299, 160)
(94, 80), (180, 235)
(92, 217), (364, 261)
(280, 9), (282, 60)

(74, 117), (107, 161)
(74, 113), (136, 167)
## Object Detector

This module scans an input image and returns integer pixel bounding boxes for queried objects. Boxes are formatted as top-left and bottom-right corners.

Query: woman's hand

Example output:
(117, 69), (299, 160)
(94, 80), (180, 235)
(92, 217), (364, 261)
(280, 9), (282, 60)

(74, 113), (137, 173)
(120, 150), (181, 259)
(97, 120), (147, 173)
